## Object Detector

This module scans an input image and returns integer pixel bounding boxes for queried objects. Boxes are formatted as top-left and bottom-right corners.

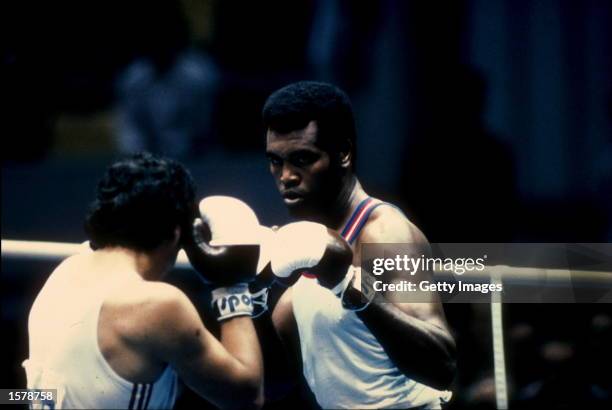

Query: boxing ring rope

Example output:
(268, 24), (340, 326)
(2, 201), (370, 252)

(1, 239), (193, 268)
(3, 239), (612, 410)
(4, 239), (611, 284)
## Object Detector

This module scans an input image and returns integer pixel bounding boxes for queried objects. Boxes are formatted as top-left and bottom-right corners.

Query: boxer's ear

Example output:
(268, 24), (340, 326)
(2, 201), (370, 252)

(172, 226), (181, 247)
(339, 139), (352, 169)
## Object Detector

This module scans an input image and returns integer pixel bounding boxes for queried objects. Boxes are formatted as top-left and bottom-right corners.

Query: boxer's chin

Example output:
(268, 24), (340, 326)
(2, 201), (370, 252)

(286, 200), (316, 220)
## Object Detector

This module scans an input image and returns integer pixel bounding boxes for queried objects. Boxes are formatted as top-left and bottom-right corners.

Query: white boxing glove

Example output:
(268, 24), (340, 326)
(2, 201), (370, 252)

(267, 221), (369, 310)
(270, 222), (329, 279)
(183, 196), (273, 315)
(198, 196), (263, 247)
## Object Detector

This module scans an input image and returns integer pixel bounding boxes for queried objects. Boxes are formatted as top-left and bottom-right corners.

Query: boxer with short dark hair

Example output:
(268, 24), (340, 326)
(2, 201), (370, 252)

(24, 153), (263, 409)
(84, 152), (196, 252)
(259, 82), (456, 409)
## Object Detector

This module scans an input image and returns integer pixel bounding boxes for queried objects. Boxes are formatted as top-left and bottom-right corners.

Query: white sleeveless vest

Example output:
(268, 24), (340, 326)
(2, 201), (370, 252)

(292, 198), (452, 409)
(24, 261), (178, 409)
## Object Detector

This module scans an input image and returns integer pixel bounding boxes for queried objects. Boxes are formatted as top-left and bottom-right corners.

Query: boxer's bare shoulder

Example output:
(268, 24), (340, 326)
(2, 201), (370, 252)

(47, 253), (89, 279)
(102, 281), (195, 343)
(358, 202), (427, 245)
(98, 280), (207, 382)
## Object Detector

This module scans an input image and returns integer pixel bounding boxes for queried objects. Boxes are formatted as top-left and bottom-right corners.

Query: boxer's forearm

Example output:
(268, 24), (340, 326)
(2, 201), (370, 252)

(348, 288), (456, 390)
(220, 317), (264, 403)
(253, 312), (300, 401)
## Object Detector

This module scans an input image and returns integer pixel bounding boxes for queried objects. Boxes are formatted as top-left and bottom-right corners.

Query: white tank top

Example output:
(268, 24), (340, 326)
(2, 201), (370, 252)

(24, 260), (178, 410)
(292, 198), (452, 409)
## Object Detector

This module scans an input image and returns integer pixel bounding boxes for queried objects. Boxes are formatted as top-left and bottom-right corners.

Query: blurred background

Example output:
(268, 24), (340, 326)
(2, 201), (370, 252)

(2, 0), (612, 408)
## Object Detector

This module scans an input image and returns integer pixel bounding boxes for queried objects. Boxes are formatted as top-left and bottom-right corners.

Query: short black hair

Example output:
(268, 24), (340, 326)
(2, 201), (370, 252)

(85, 152), (196, 251)
(262, 81), (357, 165)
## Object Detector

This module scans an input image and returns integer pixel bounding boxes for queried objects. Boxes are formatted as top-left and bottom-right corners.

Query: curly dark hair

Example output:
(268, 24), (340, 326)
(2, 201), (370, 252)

(84, 152), (196, 251)
(262, 81), (357, 166)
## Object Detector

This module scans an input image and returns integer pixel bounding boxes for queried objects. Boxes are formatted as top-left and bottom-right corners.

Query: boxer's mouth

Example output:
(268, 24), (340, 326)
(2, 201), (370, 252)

(282, 191), (304, 205)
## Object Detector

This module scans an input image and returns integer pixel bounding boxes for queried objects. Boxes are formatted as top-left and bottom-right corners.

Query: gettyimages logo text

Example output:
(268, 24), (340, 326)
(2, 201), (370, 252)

(371, 254), (488, 276)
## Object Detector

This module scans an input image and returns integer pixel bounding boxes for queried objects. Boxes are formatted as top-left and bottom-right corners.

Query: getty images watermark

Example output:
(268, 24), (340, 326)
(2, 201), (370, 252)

(359, 243), (612, 303)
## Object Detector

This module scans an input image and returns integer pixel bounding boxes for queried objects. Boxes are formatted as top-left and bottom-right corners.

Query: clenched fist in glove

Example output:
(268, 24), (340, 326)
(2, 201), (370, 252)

(182, 196), (273, 320)
(270, 222), (352, 288)
(267, 222), (373, 310)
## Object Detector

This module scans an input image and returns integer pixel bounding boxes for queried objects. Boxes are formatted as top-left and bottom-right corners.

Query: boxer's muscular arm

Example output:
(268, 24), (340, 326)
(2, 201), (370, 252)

(351, 207), (456, 390)
(132, 283), (263, 409)
(260, 288), (302, 400)
(271, 288), (302, 375)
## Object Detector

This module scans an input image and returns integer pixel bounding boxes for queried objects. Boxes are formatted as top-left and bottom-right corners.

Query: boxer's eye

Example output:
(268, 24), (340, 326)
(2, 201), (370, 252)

(291, 151), (318, 167)
(266, 155), (282, 167)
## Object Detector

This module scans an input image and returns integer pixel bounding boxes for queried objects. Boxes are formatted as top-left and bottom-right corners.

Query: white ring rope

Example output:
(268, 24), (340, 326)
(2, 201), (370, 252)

(3, 239), (610, 284)
(1, 239), (193, 269)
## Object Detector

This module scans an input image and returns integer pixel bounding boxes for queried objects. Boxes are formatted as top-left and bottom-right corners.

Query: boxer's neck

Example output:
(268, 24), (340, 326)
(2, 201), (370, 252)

(324, 175), (367, 231)
(133, 248), (175, 281)
(93, 245), (175, 281)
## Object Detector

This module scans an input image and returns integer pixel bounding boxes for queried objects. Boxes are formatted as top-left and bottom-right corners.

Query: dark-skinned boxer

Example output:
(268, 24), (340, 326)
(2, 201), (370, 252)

(256, 82), (456, 409)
